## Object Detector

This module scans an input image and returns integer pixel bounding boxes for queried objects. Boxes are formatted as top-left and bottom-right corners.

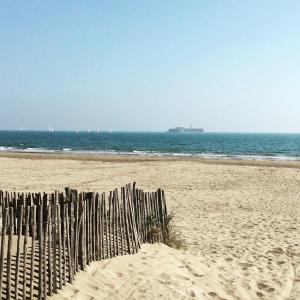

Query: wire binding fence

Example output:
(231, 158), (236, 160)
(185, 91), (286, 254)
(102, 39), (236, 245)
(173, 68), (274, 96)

(0, 183), (168, 300)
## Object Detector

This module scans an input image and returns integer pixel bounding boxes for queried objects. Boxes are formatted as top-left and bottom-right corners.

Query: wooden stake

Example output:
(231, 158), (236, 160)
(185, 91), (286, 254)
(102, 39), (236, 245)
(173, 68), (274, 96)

(57, 205), (63, 290)
(22, 207), (29, 300)
(29, 205), (36, 299)
(38, 205), (44, 300)
(14, 205), (23, 300)
(52, 205), (57, 293)
(43, 207), (49, 300)
(65, 204), (72, 284)
(6, 208), (13, 300)
(48, 205), (53, 296)
(122, 187), (131, 254)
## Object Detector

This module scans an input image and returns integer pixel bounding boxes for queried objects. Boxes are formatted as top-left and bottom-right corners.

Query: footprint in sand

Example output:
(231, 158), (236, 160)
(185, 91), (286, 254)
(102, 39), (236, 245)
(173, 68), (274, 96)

(257, 282), (269, 290)
(189, 290), (196, 297)
(160, 272), (172, 280)
(257, 282), (275, 293)
(193, 272), (204, 277)
(225, 257), (233, 262)
(157, 279), (172, 285)
(175, 274), (190, 281)
(256, 291), (264, 298)
(238, 262), (255, 268)
(207, 291), (217, 297)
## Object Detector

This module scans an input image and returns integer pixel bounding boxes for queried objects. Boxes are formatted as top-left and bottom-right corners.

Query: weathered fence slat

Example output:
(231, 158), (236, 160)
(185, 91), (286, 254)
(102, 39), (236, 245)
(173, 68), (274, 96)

(43, 207), (49, 300)
(122, 187), (131, 254)
(30, 205), (36, 300)
(74, 201), (79, 272)
(22, 207), (29, 300)
(48, 205), (53, 296)
(61, 203), (66, 284)
(52, 205), (57, 294)
(57, 205), (63, 290)
(38, 204), (44, 300)
(0, 208), (8, 300)
(6, 208), (13, 300)
(14, 205), (23, 299)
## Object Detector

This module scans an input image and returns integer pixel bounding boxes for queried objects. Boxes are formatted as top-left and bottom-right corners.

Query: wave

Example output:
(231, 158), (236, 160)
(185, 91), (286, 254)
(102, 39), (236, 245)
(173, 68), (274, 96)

(1, 146), (300, 162)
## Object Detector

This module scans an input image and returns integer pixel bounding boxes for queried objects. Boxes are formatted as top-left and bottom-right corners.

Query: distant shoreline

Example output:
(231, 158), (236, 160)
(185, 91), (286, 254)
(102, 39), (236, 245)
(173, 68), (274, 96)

(1, 151), (300, 169)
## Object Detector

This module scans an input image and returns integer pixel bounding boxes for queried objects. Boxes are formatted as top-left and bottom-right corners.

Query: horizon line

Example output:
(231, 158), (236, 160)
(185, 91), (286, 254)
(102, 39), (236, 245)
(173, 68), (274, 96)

(0, 129), (300, 134)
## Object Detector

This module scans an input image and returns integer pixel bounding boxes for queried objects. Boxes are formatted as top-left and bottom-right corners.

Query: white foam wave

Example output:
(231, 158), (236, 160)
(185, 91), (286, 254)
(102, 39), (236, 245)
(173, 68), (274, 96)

(0, 146), (300, 162)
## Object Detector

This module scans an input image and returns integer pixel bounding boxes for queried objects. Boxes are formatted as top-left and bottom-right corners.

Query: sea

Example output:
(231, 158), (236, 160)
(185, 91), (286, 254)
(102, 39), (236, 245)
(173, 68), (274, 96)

(0, 131), (300, 161)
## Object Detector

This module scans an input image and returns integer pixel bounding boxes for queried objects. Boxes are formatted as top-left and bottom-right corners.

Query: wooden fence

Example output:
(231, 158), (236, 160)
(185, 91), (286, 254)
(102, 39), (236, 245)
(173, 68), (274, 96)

(0, 183), (168, 300)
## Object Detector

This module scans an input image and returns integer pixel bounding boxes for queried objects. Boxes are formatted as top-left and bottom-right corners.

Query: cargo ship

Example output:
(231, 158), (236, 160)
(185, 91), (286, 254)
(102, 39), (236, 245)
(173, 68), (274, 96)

(168, 126), (204, 133)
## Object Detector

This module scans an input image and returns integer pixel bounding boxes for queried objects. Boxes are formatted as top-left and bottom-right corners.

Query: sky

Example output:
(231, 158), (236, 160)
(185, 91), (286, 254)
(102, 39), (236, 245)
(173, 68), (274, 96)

(0, 1), (300, 132)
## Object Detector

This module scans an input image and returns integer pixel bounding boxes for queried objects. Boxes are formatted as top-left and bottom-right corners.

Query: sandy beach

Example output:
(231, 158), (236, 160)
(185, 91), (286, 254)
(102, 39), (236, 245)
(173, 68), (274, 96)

(0, 153), (299, 300)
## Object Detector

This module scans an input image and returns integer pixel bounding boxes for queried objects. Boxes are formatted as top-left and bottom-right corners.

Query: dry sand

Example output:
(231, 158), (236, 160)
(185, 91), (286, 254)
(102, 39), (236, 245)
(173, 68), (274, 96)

(0, 154), (299, 300)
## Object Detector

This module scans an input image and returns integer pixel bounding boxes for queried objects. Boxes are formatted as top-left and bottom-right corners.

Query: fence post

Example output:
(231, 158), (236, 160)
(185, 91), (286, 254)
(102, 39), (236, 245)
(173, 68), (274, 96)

(14, 205), (24, 299)
(65, 204), (72, 283)
(43, 206), (49, 300)
(0, 207), (7, 300)
(48, 205), (53, 295)
(22, 207), (30, 300)
(29, 205), (37, 299)
(52, 205), (57, 293)
(6, 208), (13, 299)
(57, 205), (63, 290)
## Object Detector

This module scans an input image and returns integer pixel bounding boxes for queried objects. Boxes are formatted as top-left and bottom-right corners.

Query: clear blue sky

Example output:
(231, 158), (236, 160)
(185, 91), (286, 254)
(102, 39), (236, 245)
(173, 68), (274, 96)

(0, 1), (299, 132)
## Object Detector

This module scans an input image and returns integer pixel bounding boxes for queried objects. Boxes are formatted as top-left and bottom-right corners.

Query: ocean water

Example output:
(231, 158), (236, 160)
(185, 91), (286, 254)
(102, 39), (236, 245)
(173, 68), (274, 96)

(0, 131), (300, 161)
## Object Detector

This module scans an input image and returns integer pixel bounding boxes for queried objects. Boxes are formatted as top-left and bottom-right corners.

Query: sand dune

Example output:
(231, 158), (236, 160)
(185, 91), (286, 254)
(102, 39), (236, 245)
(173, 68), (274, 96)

(0, 155), (299, 299)
(50, 244), (232, 300)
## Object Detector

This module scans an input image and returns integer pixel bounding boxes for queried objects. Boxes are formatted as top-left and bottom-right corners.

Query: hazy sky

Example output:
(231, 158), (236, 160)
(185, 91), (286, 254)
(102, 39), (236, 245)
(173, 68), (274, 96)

(0, 1), (299, 132)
